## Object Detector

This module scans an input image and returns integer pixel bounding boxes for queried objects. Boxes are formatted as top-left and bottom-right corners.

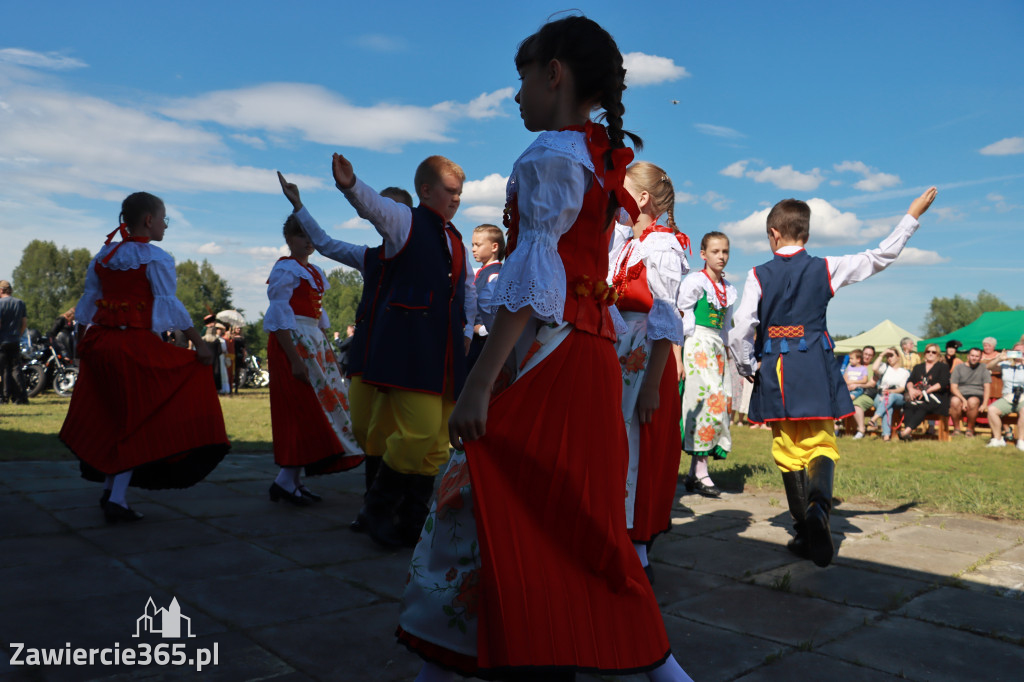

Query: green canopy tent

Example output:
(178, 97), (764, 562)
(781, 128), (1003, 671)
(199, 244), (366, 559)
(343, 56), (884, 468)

(833, 319), (920, 355)
(916, 310), (1024, 352)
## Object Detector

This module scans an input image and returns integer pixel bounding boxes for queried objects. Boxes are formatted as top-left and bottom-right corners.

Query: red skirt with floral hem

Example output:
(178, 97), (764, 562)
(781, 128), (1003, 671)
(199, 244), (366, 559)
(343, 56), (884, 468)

(629, 359), (683, 543)
(60, 326), (229, 488)
(267, 329), (363, 475)
(464, 329), (670, 673)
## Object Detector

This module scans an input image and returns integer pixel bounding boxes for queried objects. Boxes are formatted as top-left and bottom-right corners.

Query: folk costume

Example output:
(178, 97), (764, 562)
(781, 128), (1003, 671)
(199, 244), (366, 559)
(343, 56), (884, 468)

(678, 269), (737, 496)
(60, 228), (229, 503)
(609, 223), (688, 544)
(398, 123), (672, 678)
(337, 178), (476, 548)
(264, 255), (363, 490)
(467, 260), (502, 370)
(729, 214), (921, 567)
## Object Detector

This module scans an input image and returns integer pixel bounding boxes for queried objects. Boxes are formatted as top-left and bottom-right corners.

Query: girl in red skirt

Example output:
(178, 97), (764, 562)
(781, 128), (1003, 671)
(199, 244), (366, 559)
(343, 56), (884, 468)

(398, 16), (692, 682)
(60, 192), (229, 523)
(264, 215), (363, 506)
(609, 161), (690, 582)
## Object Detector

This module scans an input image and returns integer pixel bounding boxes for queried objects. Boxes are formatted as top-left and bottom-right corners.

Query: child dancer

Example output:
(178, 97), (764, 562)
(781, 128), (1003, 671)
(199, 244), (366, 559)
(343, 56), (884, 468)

(331, 153), (477, 548)
(679, 232), (737, 497)
(276, 172), (404, 524)
(263, 214), (363, 506)
(467, 224), (505, 369)
(730, 187), (936, 567)
(399, 16), (692, 682)
(60, 192), (229, 522)
(609, 161), (689, 580)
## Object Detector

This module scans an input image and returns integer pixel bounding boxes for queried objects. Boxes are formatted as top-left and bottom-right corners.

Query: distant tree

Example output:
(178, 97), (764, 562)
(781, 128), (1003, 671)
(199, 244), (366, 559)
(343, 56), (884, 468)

(11, 240), (92, 331)
(321, 268), (363, 332)
(243, 313), (269, 360)
(923, 289), (1019, 337)
(175, 259), (234, 328)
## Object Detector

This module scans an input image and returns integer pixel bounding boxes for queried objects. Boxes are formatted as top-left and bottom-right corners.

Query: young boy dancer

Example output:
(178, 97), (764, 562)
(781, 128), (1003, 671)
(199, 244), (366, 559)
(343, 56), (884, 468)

(332, 153), (476, 548)
(729, 187), (936, 567)
(468, 224), (505, 368)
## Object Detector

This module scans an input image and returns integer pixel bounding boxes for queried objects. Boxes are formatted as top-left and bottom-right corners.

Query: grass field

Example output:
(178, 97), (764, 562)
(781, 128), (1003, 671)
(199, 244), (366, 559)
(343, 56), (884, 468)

(2, 391), (1022, 519)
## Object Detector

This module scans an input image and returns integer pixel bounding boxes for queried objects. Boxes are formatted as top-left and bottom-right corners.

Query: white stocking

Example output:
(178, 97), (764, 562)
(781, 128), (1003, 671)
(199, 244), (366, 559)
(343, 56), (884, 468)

(109, 470), (133, 508)
(274, 467), (300, 493)
(694, 456), (713, 485)
(634, 541), (649, 567)
(647, 654), (693, 682)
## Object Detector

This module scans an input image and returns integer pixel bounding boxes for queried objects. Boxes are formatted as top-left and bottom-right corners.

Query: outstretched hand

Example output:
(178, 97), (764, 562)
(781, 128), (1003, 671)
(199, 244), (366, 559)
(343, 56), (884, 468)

(332, 153), (356, 190)
(908, 186), (938, 219)
(277, 171), (302, 211)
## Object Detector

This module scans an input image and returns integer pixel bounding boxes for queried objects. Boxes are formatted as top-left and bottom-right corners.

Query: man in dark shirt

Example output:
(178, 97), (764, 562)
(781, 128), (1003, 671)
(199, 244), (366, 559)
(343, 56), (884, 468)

(0, 280), (29, 404)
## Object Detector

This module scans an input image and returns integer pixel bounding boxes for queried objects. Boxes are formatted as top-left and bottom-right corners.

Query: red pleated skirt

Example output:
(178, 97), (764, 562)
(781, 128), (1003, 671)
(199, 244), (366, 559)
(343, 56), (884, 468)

(60, 326), (229, 489)
(267, 333), (363, 475)
(629, 359), (683, 543)
(464, 329), (670, 674)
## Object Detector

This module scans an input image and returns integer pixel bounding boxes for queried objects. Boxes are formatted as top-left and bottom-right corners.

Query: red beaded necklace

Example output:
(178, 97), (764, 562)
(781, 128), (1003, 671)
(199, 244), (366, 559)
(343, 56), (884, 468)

(703, 268), (727, 308)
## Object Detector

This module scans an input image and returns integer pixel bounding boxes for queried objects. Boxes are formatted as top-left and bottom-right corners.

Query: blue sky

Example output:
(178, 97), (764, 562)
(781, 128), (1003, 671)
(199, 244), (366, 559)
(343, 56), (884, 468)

(1, 0), (1021, 335)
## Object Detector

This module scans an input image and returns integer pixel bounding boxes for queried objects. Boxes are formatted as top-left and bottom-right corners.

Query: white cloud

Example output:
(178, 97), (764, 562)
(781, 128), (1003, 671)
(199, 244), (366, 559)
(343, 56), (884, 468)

(721, 198), (873, 252)
(987, 193), (1005, 201)
(834, 160), (901, 192)
(894, 247), (950, 265)
(694, 123), (744, 139)
(675, 191), (699, 204)
(161, 83), (514, 152)
(622, 52), (690, 86)
(353, 34), (407, 53)
(197, 242), (224, 255)
(933, 206), (966, 222)
(702, 191), (731, 211)
(745, 164), (825, 191)
(337, 216), (372, 230)
(980, 137), (1024, 156)
(0, 48), (86, 70)
(230, 133), (266, 149)
(460, 205), (504, 224)
(462, 173), (507, 205)
(720, 160), (748, 178)
(240, 245), (289, 259)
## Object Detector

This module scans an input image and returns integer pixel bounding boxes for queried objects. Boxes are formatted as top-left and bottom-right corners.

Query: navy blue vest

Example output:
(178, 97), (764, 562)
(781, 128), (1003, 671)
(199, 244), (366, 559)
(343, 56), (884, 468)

(473, 261), (501, 327)
(347, 244), (386, 378)
(749, 250), (854, 421)
(362, 206), (468, 397)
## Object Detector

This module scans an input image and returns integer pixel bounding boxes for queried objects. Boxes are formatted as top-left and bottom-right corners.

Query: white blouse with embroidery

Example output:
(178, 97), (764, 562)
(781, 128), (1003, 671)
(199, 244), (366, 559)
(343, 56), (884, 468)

(263, 259), (331, 332)
(678, 270), (737, 344)
(76, 242), (194, 333)
(490, 130), (598, 324)
(608, 229), (689, 345)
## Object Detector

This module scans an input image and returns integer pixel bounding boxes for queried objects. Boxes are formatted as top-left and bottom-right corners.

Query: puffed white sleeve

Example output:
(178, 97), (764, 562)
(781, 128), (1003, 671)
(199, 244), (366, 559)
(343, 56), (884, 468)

(728, 270), (761, 376)
(645, 240), (686, 345)
(75, 257), (101, 326)
(317, 265), (331, 330)
(263, 265), (299, 332)
(720, 286), (737, 347)
(490, 149), (585, 323)
(147, 253), (195, 333)
(294, 206), (367, 272)
(677, 272), (704, 339)
(339, 178), (412, 258)
(608, 221), (632, 263)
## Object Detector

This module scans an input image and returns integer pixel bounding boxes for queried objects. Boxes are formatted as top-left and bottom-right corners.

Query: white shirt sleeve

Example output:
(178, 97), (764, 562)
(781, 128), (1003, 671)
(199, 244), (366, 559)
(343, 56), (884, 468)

(825, 214), (920, 292)
(644, 236), (686, 345)
(263, 264), (299, 332)
(490, 146), (585, 323)
(462, 248), (476, 339)
(728, 269), (761, 376)
(147, 249), (194, 333)
(76, 257), (101, 326)
(294, 206), (367, 273)
(608, 221), (632, 264)
(338, 178), (413, 258)
(677, 272), (704, 339)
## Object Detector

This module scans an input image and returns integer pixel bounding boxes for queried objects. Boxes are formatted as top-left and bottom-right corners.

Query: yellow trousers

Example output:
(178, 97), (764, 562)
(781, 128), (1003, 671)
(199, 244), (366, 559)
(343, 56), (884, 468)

(349, 376), (395, 458)
(373, 387), (454, 476)
(770, 419), (840, 473)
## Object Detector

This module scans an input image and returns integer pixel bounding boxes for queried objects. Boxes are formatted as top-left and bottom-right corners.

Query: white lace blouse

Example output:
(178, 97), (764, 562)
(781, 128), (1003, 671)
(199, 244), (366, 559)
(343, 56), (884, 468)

(678, 270), (738, 344)
(76, 242), (194, 333)
(490, 130), (596, 324)
(263, 259), (331, 332)
(608, 228), (689, 345)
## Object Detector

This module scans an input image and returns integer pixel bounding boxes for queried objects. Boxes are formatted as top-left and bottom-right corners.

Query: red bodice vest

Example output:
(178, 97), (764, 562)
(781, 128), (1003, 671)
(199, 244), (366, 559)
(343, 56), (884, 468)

(92, 264), (155, 329)
(289, 279), (323, 320)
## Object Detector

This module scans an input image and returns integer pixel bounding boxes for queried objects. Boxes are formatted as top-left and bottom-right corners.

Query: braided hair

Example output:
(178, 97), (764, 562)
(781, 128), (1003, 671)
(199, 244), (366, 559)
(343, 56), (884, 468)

(626, 162), (679, 232)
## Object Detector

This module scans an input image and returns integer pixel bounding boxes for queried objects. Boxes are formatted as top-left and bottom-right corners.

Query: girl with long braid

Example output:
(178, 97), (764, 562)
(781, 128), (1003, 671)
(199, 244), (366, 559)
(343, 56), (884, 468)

(397, 15), (693, 682)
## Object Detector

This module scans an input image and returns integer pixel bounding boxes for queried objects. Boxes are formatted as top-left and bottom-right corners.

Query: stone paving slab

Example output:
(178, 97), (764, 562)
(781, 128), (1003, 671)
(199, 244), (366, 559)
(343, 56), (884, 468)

(732, 651), (903, 681)
(749, 561), (933, 611)
(895, 586), (1024, 642)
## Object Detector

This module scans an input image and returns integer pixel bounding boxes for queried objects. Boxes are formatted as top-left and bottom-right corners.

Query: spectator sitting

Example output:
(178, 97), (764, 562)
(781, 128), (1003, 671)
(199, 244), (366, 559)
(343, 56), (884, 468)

(844, 349), (870, 400)
(942, 339), (963, 372)
(898, 343), (951, 440)
(984, 342), (1024, 450)
(872, 347), (910, 441)
(950, 347), (990, 437)
(846, 348), (877, 439)
(898, 336), (921, 371)
(980, 336), (1000, 365)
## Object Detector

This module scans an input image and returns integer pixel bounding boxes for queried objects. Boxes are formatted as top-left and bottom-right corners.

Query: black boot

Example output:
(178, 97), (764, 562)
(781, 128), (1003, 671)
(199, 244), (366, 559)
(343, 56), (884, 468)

(357, 461), (407, 548)
(781, 469), (809, 559)
(805, 456), (836, 567)
(350, 456), (383, 532)
(395, 474), (435, 547)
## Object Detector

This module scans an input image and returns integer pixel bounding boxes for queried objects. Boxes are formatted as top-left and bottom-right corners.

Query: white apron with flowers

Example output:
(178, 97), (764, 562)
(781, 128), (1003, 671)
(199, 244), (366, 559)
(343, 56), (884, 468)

(613, 311), (653, 528)
(292, 315), (360, 455)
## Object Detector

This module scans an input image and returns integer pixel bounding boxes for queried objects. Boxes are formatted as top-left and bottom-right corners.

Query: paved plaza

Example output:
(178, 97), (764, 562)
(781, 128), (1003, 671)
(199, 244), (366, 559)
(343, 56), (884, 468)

(1, 455), (1022, 681)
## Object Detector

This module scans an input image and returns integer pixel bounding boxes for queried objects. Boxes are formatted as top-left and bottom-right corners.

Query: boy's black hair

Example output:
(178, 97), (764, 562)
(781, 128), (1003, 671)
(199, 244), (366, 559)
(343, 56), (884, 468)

(766, 199), (811, 242)
(120, 192), (164, 229)
(283, 214), (303, 239)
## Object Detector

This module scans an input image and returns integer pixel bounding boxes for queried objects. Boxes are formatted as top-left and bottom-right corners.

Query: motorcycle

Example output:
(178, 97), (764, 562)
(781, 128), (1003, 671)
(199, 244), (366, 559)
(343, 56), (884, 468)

(21, 337), (78, 398)
(239, 354), (270, 388)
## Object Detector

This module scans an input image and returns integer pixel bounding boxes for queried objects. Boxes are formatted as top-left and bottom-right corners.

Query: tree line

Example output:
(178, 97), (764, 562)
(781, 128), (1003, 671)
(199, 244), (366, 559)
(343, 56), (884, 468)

(9, 240), (363, 356)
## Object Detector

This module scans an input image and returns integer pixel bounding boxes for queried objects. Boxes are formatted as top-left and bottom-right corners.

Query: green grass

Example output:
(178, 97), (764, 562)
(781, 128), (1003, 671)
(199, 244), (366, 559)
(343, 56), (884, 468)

(3, 393), (1023, 520)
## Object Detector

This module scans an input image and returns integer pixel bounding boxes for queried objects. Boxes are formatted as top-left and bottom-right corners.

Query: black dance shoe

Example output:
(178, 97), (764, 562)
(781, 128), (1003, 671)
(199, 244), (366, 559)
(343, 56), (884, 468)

(103, 501), (144, 524)
(297, 486), (322, 503)
(692, 477), (722, 498)
(269, 482), (309, 506)
(643, 563), (655, 586)
(682, 474), (696, 493)
(99, 490), (111, 508)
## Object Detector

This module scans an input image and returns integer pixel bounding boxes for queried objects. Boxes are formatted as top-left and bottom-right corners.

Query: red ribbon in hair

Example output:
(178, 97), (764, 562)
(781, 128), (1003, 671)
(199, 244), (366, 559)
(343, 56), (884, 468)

(639, 224), (692, 256)
(100, 223), (150, 264)
(563, 121), (639, 224)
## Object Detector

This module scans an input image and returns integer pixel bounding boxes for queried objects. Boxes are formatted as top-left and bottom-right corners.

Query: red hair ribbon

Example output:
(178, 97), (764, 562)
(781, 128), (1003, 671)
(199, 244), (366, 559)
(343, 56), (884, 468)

(564, 121), (639, 224)
(100, 223), (149, 264)
(640, 224), (692, 255)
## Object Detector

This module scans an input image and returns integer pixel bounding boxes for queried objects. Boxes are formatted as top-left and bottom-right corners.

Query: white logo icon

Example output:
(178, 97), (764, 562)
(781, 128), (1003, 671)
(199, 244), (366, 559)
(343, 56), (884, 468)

(133, 597), (195, 639)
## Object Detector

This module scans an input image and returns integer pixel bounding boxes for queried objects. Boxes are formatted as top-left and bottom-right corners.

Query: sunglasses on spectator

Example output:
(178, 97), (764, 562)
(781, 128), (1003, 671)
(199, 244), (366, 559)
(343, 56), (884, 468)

(925, 350), (938, 355)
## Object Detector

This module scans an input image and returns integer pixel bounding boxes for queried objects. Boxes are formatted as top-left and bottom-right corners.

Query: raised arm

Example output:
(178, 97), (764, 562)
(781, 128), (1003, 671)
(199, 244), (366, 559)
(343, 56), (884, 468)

(333, 154), (411, 257)
(278, 171), (368, 271)
(728, 269), (761, 377)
